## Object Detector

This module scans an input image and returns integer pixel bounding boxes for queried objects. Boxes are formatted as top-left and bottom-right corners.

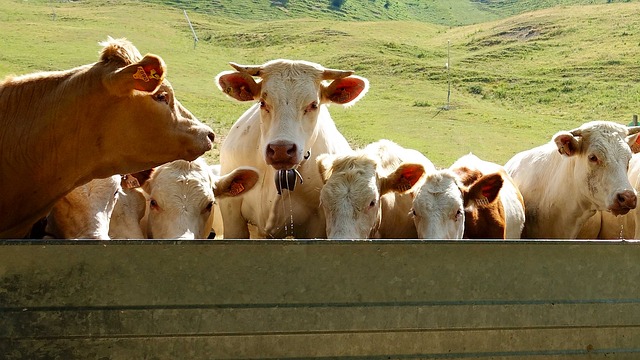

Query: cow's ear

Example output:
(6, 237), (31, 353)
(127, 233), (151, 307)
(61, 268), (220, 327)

(316, 154), (336, 184)
(214, 166), (260, 198)
(322, 75), (369, 106)
(554, 131), (581, 157)
(380, 163), (425, 195)
(109, 54), (166, 94)
(627, 132), (640, 154)
(216, 71), (261, 102)
(463, 173), (503, 208)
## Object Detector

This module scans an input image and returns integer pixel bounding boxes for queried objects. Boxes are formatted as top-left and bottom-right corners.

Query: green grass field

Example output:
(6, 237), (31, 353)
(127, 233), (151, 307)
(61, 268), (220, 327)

(2, 0), (640, 167)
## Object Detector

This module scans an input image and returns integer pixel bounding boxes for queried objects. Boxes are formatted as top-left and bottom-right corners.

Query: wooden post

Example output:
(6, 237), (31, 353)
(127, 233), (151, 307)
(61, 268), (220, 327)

(633, 114), (638, 126)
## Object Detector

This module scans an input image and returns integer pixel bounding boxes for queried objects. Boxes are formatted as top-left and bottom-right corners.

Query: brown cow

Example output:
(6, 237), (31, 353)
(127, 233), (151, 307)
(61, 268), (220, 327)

(0, 37), (214, 238)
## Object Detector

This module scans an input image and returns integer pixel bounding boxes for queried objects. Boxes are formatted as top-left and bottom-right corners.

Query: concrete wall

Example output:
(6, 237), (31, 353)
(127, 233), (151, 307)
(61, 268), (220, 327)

(1, 240), (639, 359)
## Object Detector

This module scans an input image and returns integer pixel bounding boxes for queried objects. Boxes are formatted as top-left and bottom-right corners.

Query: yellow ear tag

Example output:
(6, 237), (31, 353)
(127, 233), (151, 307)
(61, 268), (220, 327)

(148, 69), (162, 80)
(229, 182), (245, 196)
(133, 66), (150, 82)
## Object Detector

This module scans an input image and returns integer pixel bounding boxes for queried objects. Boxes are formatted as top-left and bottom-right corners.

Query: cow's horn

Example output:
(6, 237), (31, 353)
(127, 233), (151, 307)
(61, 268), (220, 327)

(229, 62), (262, 76)
(322, 68), (354, 80)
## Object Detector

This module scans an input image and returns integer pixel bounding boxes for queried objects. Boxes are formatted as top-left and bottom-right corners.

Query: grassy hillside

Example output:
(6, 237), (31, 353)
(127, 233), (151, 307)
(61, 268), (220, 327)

(144, 0), (628, 25)
(1, 0), (640, 168)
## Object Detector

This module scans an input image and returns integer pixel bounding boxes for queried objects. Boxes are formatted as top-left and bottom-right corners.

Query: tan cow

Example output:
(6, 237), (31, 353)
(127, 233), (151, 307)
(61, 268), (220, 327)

(215, 59), (367, 238)
(0, 37), (214, 238)
(317, 139), (434, 239)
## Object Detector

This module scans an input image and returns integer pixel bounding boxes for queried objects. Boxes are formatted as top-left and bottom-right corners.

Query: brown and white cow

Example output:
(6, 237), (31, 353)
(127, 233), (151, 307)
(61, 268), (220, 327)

(317, 139), (433, 239)
(505, 121), (640, 239)
(44, 175), (122, 239)
(411, 154), (524, 239)
(215, 59), (368, 238)
(0, 37), (214, 238)
(144, 158), (259, 239)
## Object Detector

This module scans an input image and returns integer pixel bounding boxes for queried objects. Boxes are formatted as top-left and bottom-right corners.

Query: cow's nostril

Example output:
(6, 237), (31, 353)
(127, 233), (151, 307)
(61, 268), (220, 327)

(287, 144), (297, 156)
(207, 132), (215, 142)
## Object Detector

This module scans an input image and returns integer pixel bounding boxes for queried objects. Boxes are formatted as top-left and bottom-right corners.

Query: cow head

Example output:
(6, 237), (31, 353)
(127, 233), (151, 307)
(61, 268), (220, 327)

(99, 38), (214, 173)
(412, 169), (503, 239)
(553, 121), (640, 216)
(145, 159), (259, 239)
(216, 59), (369, 170)
(317, 152), (425, 239)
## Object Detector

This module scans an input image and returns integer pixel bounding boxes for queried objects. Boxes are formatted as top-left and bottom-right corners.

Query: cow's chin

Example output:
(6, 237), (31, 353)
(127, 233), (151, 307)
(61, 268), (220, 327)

(608, 207), (632, 216)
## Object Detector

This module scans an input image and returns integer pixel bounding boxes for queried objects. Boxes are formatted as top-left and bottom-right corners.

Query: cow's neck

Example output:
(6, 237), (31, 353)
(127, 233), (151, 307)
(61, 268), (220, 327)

(0, 92), (107, 238)
(527, 155), (595, 238)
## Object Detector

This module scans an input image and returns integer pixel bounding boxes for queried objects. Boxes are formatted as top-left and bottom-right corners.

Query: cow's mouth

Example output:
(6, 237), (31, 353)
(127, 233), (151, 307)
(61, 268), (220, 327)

(269, 162), (298, 171)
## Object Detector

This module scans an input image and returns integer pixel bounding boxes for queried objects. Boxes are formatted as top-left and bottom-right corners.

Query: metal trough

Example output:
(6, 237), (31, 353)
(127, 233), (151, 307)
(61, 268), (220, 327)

(1, 239), (639, 359)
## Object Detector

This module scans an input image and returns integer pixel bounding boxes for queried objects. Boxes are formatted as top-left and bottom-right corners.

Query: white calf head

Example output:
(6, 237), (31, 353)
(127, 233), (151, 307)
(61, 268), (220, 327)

(216, 59), (369, 170)
(554, 121), (640, 215)
(145, 158), (216, 239)
(46, 175), (122, 239)
(318, 152), (425, 239)
(412, 169), (503, 239)
(412, 170), (465, 239)
(145, 159), (259, 239)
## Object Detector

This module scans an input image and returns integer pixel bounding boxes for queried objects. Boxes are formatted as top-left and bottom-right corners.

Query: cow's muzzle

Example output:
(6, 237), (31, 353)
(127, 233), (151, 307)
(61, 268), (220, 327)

(609, 190), (637, 216)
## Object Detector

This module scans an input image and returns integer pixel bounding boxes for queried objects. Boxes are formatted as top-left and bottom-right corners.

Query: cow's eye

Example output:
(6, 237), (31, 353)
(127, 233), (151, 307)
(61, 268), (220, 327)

(411, 208), (417, 217)
(259, 100), (269, 113)
(150, 199), (159, 210)
(204, 201), (213, 213)
(588, 154), (598, 163)
(305, 101), (318, 114)
(455, 209), (464, 220)
(154, 92), (168, 104)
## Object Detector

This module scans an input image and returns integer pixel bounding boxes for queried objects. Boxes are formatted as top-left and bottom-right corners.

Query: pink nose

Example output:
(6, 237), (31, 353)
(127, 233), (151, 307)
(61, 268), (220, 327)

(266, 142), (298, 169)
(610, 190), (637, 215)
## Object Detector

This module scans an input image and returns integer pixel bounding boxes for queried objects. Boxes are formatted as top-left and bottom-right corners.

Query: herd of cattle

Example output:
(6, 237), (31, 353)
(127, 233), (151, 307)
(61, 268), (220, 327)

(2, 37), (640, 240)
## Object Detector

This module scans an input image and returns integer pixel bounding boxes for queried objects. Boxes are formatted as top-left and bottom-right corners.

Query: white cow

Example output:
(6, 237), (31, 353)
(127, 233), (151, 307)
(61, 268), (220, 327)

(215, 59), (368, 238)
(412, 154), (525, 239)
(317, 139), (434, 239)
(505, 121), (640, 239)
(579, 153), (640, 240)
(144, 158), (259, 239)
(44, 175), (122, 239)
(0, 37), (214, 238)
